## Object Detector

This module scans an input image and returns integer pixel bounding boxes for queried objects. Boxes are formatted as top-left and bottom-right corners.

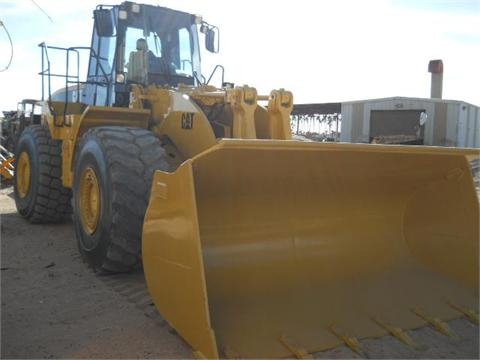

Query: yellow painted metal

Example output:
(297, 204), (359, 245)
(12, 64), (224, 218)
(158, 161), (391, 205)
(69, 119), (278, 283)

(228, 86), (258, 139)
(266, 89), (293, 140)
(447, 301), (479, 324)
(329, 325), (364, 356)
(157, 111), (217, 159)
(143, 162), (218, 359)
(0, 154), (15, 180)
(143, 140), (479, 358)
(193, 351), (207, 359)
(78, 167), (101, 235)
(44, 105), (150, 188)
(222, 346), (241, 359)
(16, 151), (31, 198)
(128, 85), (294, 157)
(254, 89), (293, 140)
(155, 92), (217, 159)
(130, 85), (171, 119)
(412, 307), (455, 337)
(372, 317), (421, 349)
(278, 335), (312, 359)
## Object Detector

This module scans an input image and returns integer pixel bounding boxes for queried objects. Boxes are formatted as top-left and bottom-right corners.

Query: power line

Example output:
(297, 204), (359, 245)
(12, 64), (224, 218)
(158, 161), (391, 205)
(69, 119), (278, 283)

(0, 1), (54, 73)
(30, 0), (54, 23)
(0, 20), (13, 72)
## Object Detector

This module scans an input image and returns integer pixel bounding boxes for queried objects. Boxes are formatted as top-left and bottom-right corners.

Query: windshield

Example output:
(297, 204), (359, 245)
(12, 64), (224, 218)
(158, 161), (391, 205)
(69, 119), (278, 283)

(121, 6), (199, 86)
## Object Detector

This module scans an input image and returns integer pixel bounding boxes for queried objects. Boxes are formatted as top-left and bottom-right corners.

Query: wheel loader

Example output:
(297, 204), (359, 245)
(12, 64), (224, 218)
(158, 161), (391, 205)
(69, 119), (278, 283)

(13, 1), (479, 358)
(1, 99), (42, 152)
(0, 99), (42, 184)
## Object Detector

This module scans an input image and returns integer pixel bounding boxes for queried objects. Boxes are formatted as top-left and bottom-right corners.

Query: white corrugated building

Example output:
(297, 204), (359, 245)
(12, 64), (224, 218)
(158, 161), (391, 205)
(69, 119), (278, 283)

(340, 96), (480, 148)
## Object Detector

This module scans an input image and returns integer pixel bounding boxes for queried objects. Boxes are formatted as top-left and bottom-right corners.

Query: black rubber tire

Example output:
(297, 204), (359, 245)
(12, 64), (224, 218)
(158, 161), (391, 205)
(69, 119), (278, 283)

(73, 126), (171, 273)
(13, 125), (72, 223)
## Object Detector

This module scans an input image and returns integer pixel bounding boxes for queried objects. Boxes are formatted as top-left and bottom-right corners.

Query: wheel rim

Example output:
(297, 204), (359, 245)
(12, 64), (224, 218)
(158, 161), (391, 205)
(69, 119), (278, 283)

(16, 151), (31, 198)
(79, 167), (100, 235)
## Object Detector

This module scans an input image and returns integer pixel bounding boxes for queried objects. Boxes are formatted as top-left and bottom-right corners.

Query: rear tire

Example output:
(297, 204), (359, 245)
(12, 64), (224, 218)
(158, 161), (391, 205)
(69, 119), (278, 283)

(13, 125), (72, 223)
(73, 126), (171, 272)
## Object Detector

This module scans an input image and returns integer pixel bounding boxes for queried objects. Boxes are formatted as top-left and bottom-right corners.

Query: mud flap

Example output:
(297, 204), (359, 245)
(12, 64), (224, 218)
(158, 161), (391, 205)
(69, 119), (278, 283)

(143, 140), (479, 358)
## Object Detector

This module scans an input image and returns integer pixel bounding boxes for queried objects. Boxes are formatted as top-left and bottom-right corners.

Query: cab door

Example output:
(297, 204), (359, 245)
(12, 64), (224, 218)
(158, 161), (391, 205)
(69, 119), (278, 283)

(83, 8), (117, 107)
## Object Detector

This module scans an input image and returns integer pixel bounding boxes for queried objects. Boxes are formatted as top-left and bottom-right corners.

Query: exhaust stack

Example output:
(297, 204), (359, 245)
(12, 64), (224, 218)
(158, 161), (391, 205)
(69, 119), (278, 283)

(428, 59), (443, 99)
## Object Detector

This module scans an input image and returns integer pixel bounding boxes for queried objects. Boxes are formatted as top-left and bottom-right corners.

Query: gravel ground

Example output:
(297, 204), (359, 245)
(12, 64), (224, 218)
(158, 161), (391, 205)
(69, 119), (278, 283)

(1, 185), (478, 359)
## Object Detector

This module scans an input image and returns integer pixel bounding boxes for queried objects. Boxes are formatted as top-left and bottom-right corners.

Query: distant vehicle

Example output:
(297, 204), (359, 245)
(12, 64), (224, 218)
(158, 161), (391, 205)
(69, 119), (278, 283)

(1, 99), (42, 153)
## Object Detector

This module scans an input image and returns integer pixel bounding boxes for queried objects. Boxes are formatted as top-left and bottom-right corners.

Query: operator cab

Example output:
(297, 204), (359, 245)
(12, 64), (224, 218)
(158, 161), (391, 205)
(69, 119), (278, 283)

(83, 1), (218, 107)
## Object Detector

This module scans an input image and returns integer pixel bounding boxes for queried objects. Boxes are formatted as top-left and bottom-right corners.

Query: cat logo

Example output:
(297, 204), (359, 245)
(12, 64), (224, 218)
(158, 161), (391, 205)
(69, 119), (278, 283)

(181, 112), (194, 129)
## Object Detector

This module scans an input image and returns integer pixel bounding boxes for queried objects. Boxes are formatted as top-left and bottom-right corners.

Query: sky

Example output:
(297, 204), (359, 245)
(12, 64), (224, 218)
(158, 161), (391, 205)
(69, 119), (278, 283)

(0, 0), (479, 112)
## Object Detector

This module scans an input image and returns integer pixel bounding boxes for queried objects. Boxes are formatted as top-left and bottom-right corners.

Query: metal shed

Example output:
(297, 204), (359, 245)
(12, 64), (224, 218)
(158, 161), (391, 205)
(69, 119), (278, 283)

(340, 96), (480, 148)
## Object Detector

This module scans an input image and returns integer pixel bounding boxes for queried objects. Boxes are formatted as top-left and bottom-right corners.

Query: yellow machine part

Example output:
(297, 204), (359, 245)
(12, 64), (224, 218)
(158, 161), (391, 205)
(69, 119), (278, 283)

(0, 153), (15, 180)
(143, 140), (479, 359)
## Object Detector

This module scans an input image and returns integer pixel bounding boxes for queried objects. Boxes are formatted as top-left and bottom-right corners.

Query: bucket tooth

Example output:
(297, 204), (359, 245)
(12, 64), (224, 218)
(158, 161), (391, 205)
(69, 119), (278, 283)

(279, 334), (312, 359)
(329, 324), (365, 357)
(373, 317), (424, 350)
(193, 351), (206, 359)
(412, 308), (456, 337)
(447, 301), (479, 324)
(222, 346), (241, 359)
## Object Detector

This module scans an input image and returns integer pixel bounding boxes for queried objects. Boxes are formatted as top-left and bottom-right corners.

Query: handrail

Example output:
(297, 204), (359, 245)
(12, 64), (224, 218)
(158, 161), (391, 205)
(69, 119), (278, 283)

(38, 43), (112, 123)
(206, 64), (224, 86)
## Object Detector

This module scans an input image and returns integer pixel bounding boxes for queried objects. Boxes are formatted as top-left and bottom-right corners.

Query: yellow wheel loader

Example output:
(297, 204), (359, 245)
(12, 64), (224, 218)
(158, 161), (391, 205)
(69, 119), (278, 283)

(13, 1), (479, 358)
(0, 100), (43, 185)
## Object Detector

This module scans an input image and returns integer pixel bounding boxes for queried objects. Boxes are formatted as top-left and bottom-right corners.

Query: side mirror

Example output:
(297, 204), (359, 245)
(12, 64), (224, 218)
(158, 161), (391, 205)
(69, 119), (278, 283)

(94, 9), (114, 37)
(205, 26), (219, 53)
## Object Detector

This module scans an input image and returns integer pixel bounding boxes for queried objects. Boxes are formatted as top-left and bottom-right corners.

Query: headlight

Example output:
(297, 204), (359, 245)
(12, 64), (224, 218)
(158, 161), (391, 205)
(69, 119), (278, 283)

(131, 3), (141, 13)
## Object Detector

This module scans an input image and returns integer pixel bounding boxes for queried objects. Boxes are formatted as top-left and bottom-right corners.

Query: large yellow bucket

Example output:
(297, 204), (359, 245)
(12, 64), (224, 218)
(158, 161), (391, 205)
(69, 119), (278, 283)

(143, 140), (479, 359)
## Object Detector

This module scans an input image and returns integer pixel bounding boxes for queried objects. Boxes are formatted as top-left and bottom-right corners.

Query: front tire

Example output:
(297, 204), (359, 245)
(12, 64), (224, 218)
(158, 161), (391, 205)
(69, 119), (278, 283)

(14, 125), (72, 223)
(73, 126), (171, 272)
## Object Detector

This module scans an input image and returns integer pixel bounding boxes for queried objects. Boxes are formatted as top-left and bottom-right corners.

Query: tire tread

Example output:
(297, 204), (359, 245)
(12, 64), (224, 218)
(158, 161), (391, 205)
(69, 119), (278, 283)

(76, 127), (170, 272)
(14, 125), (72, 223)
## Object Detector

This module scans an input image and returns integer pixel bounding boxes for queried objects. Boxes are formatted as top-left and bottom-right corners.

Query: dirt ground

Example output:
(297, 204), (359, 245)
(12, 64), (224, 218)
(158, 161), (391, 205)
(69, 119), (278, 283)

(0, 186), (192, 359)
(0, 185), (479, 359)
